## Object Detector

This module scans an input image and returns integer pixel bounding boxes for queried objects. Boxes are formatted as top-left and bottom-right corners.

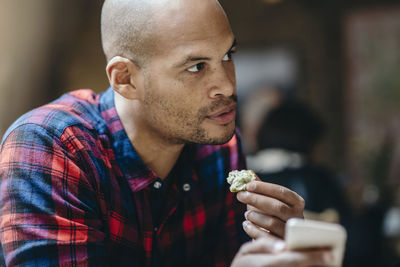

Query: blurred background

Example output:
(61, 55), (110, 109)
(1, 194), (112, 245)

(0, 0), (399, 266)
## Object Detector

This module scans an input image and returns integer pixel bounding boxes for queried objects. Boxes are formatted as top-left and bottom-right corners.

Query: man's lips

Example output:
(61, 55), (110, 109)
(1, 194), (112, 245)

(207, 106), (237, 125)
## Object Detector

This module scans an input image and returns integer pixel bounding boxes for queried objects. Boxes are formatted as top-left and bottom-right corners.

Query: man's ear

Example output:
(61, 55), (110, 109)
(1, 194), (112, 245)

(106, 56), (142, 100)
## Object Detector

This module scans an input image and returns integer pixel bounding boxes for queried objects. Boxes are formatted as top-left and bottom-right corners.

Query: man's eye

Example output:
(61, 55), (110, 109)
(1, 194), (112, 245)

(187, 63), (205, 73)
(222, 51), (235, 61)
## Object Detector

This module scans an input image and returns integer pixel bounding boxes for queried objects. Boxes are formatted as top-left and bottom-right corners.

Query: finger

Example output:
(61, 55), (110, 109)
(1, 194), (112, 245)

(243, 220), (281, 240)
(246, 181), (305, 209)
(245, 210), (285, 238)
(233, 247), (334, 267)
(246, 204), (290, 220)
(238, 236), (285, 255)
(237, 192), (302, 221)
(246, 204), (262, 213)
(275, 249), (334, 267)
(242, 220), (269, 239)
(231, 254), (279, 267)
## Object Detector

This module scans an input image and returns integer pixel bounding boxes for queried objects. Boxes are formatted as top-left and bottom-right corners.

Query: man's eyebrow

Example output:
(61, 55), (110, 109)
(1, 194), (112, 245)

(174, 38), (238, 68)
(229, 38), (238, 51)
(174, 56), (211, 68)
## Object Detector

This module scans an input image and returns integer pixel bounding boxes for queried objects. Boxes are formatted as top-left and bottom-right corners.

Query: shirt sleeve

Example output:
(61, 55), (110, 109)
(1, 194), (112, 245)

(0, 124), (107, 266)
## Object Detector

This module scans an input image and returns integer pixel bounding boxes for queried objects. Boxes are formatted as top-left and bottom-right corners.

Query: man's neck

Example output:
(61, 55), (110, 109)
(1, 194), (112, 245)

(132, 133), (184, 179)
(115, 95), (184, 179)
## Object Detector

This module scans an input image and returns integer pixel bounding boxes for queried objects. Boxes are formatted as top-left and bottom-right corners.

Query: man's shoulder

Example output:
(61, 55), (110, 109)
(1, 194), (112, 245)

(2, 89), (105, 143)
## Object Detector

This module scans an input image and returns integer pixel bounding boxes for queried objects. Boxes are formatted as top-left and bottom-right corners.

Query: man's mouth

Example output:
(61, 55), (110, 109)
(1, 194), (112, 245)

(206, 106), (236, 125)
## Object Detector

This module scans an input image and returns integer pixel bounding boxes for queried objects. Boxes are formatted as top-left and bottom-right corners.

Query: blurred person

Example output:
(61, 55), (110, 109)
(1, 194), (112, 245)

(239, 87), (283, 154)
(247, 98), (349, 222)
(246, 98), (391, 266)
(0, 0), (334, 266)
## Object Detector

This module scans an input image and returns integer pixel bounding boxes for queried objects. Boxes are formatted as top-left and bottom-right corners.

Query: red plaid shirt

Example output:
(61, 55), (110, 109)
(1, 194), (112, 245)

(0, 88), (248, 266)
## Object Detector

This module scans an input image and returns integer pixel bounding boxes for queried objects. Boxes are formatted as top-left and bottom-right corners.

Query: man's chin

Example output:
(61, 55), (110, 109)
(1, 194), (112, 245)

(195, 125), (236, 145)
(208, 132), (236, 145)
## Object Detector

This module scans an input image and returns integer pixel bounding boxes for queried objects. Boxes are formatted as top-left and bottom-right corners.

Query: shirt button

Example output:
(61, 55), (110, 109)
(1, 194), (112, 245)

(154, 227), (158, 232)
(154, 181), (162, 189)
(182, 183), (191, 192)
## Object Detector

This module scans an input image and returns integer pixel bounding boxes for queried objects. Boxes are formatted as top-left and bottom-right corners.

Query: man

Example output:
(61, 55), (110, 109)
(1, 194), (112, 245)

(0, 0), (333, 266)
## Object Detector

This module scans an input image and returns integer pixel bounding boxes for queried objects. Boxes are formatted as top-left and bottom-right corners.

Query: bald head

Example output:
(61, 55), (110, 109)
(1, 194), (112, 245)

(101, 0), (154, 66)
(101, 0), (229, 67)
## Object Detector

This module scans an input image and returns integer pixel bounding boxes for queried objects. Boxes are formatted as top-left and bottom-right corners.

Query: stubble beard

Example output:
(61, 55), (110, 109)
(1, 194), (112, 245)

(142, 89), (237, 145)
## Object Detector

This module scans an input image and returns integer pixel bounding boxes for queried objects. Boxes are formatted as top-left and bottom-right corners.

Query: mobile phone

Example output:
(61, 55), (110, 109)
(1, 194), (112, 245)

(285, 218), (347, 266)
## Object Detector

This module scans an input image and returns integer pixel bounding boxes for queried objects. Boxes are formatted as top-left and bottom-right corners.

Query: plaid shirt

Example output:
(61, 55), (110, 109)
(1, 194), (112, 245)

(0, 88), (248, 267)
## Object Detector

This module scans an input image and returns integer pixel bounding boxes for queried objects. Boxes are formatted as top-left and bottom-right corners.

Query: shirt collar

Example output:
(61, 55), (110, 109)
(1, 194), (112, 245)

(99, 87), (158, 192)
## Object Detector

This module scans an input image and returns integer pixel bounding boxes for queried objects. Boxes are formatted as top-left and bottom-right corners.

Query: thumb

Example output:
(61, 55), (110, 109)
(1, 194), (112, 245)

(239, 236), (286, 255)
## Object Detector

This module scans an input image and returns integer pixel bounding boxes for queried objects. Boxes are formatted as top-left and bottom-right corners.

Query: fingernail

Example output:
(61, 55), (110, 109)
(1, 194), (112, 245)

(243, 220), (250, 230)
(237, 191), (249, 200)
(246, 182), (256, 191)
(244, 210), (251, 220)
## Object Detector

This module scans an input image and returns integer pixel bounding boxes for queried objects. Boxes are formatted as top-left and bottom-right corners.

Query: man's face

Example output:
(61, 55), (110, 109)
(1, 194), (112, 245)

(137, 2), (237, 145)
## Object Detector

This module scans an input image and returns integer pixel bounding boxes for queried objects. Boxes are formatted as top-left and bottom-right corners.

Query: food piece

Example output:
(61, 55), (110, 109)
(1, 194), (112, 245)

(227, 170), (257, 192)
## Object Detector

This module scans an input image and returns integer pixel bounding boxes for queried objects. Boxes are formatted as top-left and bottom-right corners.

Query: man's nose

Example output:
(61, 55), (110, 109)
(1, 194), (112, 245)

(208, 64), (236, 99)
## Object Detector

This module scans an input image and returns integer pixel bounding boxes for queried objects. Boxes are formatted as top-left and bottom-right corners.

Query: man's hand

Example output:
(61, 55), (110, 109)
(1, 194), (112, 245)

(231, 236), (334, 267)
(236, 180), (305, 239)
